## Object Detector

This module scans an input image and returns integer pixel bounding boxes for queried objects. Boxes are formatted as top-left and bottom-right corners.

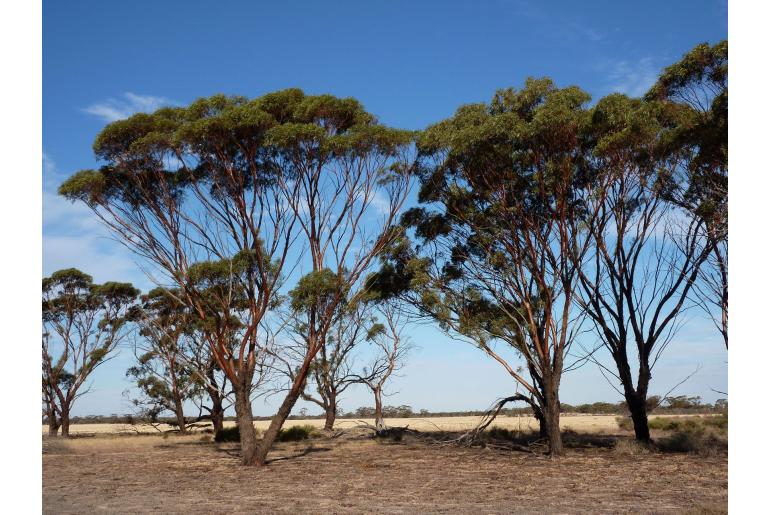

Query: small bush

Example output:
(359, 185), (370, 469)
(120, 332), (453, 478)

(616, 417), (633, 431)
(656, 427), (727, 455)
(277, 424), (316, 442)
(214, 425), (261, 443)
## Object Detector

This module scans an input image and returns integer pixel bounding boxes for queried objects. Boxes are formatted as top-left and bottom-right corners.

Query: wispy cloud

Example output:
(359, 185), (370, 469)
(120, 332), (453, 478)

(42, 151), (55, 174)
(83, 92), (175, 122)
(605, 57), (659, 97)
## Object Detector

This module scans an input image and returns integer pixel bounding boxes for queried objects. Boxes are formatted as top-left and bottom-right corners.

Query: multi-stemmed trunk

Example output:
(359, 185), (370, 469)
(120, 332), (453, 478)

(616, 351), (652, 443)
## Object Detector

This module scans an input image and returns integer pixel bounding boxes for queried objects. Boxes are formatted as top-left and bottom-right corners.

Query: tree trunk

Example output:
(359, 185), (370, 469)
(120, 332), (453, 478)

(373, 387), (385, 434)
(323, 397), (337, 432)
(47, 413), (60, 437)
(209, 395), (225, 439)
(615, 350), (652, 443)
(60, 409), (70, 438)
(233, 384), (258, 466)
(206, 365), (226, 439)
(173, 397), (187, 435)
(542, 382), (563, 456)
(532, 406), (547, 438)
(255, 356), (314, 466)
(625, 392), (651, 442)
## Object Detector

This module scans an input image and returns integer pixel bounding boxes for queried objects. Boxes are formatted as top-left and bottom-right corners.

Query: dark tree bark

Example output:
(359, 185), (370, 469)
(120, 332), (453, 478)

(323, 396), (337, 432)
(47, 414), (60, 437)
(60, 409), (71, 438)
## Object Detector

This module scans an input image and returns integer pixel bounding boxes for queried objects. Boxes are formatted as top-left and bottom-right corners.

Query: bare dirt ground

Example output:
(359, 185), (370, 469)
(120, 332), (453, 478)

(43, 428), (726, 514)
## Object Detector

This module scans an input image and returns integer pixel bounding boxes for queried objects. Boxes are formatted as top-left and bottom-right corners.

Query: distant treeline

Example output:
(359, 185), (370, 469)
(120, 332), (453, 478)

(47, 395), (726, 425)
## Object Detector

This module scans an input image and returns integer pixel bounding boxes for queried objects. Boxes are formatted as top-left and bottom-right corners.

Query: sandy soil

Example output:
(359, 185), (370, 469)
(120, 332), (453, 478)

(43, 430), (726, 514)
(40, 413), (710, 436)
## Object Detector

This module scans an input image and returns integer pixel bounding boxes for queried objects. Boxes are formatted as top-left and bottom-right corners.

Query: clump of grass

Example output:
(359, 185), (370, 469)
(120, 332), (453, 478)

(613, 438), (652, 455)
(277, 424), (317, 442)
(214, 426), (262, 443)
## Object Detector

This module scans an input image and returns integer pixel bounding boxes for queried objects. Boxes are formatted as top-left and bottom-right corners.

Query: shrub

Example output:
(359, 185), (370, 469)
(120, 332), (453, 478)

(214, 425), (261, 443)
(616, 415), (727, 434)
(277, 424), (316, 442)
(656, 427), (727, 455)
(616, 417), (633, 431)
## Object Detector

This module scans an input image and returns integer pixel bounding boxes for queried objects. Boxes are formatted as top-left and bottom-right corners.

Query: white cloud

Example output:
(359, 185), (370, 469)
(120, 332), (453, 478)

(606, 57), (659, 98)
(42, 151), (55, 174)
(83, 92), (175, 122)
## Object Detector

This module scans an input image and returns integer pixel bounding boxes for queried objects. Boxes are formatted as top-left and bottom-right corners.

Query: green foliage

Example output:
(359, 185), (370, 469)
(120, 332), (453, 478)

(277, 424), (316, 442)
(214, 425), (262, 443)
(59, 88), (414, 211)
(289, 269), (348, 313)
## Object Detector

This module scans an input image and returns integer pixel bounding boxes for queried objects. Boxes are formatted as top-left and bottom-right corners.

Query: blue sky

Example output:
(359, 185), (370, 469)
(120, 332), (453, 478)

(43, 0), (727, 416)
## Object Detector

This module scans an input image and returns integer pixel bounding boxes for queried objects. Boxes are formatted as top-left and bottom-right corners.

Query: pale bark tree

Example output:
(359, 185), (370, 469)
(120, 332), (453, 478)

(42, 269), (139, 437)
(357, 302), (412, 434)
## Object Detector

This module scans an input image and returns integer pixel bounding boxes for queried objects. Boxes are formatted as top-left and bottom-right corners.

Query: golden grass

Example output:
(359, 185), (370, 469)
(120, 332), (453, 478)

(41, 413), (713, 436)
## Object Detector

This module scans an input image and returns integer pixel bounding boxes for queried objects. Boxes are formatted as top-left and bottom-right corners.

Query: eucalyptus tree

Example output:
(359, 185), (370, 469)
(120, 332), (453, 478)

(59, 94), (297, 464)
(59, 89), (413, 465)
(42, 268), (140, 437)
(646, 40), (728, 348)
(275, 282), (374, 431)
(370, 78), (593, 455)
(127, 288), (202, 434)
(255, 91), (415, 463)
(573, 92), (713, 442)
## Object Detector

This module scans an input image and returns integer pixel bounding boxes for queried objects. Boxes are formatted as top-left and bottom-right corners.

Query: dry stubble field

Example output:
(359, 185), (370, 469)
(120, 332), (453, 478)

(43, 415), (727, 513)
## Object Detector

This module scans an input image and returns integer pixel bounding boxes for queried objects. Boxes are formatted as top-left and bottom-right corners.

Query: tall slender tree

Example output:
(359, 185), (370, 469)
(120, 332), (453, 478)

(357, 301), (412, 434)
(253, 92), (415, 464)
(574, 93), (712, 442)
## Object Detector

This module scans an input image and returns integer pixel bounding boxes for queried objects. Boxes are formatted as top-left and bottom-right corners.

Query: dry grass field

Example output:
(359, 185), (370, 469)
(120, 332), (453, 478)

(43, 415), (727, 513)
(39, 413), (712, 435)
